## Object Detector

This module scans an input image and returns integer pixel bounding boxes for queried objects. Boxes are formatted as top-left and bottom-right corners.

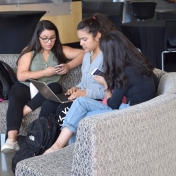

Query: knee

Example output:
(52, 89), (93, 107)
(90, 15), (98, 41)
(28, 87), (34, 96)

(41, 100), (53, 108)
(48, 83), (62, 94)
(56, 104), (68, 114)
(9, 88), (29, 101)
(56, 102), (72, 116)
(8, 94), (28, 104)
(76, 97), (90, 105)
(76, 97), (84, 103)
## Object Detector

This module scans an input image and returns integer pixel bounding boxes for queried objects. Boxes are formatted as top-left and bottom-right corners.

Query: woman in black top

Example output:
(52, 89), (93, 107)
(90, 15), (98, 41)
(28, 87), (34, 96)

(44, 30), (159, 154)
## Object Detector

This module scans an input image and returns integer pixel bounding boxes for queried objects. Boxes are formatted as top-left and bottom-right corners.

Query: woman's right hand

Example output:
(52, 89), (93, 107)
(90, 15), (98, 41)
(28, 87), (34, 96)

(44, 66), (59, 76)
(65, 87), (79, 95)
(94, 75), (108, 89)
(17, 52), (59, 81)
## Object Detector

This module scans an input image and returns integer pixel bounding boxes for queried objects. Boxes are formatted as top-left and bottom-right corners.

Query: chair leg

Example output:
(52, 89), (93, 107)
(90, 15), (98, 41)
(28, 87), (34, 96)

(161, 51), (165, 71)
(1, 134), (6, 149)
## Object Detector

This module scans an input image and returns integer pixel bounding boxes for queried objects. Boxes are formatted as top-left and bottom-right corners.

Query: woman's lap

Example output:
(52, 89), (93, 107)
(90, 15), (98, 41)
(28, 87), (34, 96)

(62, 97), (112, 133)
(27, 82), (62, 111)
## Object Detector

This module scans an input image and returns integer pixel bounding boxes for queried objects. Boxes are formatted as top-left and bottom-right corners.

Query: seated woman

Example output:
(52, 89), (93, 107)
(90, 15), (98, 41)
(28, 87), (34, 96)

(44, 30), (159, 154)
(1, 20), (85, 153)
(39, 13), (117, 127)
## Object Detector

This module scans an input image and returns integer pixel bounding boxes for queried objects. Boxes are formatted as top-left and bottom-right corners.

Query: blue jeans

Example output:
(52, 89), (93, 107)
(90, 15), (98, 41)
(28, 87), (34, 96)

(62, 97), (130, 144)
(62, 97), (112, 143)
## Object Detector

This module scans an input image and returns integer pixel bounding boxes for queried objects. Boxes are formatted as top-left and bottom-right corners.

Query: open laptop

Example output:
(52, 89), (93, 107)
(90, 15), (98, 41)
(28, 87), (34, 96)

(29, 79), (72, 104)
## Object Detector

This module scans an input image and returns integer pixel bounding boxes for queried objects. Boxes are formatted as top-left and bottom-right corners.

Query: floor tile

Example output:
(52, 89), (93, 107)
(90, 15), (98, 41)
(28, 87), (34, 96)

(0, 135), (25, 176)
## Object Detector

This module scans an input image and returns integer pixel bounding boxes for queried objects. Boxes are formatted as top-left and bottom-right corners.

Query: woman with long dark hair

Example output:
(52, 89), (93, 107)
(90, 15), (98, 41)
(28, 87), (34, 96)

(1, 20), (84, 153)
(38, 13), (116, 127)
(44, 30), (159, 154)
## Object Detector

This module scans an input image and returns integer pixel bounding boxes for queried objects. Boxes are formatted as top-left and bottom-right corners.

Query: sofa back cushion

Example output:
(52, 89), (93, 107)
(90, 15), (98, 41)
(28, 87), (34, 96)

(59, 66), (82, 92)
(0, 54), (18, 73)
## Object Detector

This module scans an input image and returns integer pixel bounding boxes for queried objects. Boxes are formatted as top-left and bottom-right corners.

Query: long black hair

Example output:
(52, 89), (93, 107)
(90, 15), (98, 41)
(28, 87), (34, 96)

(77, 13), (116, 37)
(100, 30), (154, 90)
(17, 20), (66, 65)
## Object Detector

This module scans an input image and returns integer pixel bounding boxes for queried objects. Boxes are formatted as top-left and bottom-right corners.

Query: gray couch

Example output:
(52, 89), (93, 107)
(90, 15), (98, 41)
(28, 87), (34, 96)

(1, 55), (176, 175)
(0, 54), (81, 136)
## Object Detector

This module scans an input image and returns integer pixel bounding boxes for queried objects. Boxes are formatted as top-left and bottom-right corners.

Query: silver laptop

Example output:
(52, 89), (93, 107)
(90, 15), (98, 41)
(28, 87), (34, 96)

(29, 79), (72, 104)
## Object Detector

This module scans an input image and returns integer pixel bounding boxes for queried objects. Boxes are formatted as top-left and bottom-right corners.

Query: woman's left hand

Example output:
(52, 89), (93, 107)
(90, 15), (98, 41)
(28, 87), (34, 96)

(56, 64), (70, 75)
(94, 75), (108, 88)
(68, 90), (86, 100)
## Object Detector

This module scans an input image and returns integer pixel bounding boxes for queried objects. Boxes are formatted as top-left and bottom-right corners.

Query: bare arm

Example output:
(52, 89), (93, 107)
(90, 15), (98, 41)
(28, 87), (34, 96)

(17, 52), (58, 81)
(58, 45), (85, 75)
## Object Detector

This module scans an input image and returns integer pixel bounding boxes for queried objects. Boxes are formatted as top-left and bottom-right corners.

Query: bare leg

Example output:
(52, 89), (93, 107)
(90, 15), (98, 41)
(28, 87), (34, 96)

(7, 130), (18, 142)
(6, 106), (31, 142)
(44, 128), (73, 154)
(23, 105), (32, 116)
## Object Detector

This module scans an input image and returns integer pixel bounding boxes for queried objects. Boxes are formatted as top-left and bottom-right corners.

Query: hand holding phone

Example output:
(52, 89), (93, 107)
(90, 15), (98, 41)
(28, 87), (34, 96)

(54, 64), (63, 74)
(54, 65), (62, 69)
(91, 68), (104, 76)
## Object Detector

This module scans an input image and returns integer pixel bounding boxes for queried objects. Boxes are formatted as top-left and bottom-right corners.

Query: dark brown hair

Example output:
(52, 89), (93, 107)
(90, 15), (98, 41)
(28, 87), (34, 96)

(17, 20), (66, 65)
(100, 30), (154, 90)
(77, 13), (116, 37)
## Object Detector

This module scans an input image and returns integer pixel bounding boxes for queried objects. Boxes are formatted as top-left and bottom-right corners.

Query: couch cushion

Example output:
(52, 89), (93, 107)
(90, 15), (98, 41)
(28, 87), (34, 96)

(15, 144), (75, 176)
(0, 54), (19, 73)
(157, 72), (176, 95)
(153, 68), (166, 81)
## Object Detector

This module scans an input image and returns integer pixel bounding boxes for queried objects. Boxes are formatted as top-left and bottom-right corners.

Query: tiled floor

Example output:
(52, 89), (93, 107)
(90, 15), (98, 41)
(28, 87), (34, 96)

(0, 135), (25, 176)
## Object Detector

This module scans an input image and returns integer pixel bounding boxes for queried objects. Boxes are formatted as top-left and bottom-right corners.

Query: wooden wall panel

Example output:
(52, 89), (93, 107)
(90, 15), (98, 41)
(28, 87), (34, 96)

(41, 1), (82, 44)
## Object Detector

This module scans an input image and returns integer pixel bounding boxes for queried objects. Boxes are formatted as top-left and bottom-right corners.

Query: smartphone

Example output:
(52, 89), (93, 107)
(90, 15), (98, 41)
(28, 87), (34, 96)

(91, 68), (104, 76)
(54, 65), (62, 69)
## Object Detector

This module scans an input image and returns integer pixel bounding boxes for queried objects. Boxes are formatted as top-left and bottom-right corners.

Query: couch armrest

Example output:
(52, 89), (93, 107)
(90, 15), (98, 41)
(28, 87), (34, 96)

(153, 68), (166, 81)
(157, 72), (176, 95)
(15, 144), (75, 176)
(72, 94), (176, 175)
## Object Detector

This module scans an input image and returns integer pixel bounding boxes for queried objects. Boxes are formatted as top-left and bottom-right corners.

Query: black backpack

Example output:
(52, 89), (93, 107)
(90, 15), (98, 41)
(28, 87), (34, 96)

(11, 114), (61, 173)
(0, 60), (17, 99)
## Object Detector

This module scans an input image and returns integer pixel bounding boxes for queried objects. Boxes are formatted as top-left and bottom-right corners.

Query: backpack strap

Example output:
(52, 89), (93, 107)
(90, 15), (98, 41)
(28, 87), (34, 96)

(0, 72), (9, 99)
(0, 60), (17, 83)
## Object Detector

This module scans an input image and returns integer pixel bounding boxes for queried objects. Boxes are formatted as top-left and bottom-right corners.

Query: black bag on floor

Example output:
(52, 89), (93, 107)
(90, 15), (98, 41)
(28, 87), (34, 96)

(11, 114), (61, 173)
(0, 60), (17, 99)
